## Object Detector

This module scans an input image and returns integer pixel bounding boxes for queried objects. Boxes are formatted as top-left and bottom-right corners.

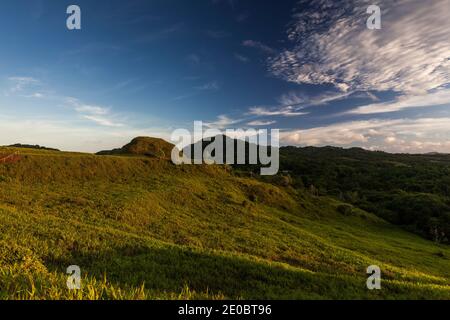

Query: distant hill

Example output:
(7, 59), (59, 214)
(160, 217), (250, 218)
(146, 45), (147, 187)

(97, 137), (175, 159)
(7, 144), (60, 152)
(184, 134), (276, 166)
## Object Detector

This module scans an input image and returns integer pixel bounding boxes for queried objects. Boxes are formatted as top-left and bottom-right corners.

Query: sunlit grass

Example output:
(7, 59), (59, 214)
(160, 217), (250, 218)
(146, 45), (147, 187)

(0, 147), (449, 299)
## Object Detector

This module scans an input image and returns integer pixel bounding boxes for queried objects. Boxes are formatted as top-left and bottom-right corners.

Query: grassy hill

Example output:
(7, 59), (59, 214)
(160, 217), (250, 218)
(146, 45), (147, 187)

(0, 145), (449, 299)
(96, 137), (174, 160)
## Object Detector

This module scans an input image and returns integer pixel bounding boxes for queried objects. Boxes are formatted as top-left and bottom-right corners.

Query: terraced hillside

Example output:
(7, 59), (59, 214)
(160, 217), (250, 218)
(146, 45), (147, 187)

(0, 146), (449, 299)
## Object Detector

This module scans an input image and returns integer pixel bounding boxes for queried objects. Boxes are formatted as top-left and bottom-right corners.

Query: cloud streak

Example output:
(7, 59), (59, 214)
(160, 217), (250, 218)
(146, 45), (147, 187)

(281, 117), (450, 153)
(269, 0), (450, 94)
(243, 40), (276, 55)
(247, 120), (276, 126)
(7, 76), (39, 93)
(204, 115), (242, 129)
(346, 87), (450, 115)
(65, 97), (124, 127)
(248, 106), (308, 117)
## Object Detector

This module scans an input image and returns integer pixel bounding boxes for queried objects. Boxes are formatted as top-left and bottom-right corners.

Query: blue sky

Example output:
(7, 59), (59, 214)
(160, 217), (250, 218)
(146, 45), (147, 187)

(0, 0), (449, 153)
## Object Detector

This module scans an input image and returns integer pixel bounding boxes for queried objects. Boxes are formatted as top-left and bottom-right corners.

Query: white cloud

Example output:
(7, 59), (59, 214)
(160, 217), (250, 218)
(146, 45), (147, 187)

(74, 105), (109, 115)
(82, 115), (124, 127)
(234, 53), (249, 63)
(173, 81), (220, 101)
(196, 81), (220, 91)
(8, 76), (38, 83)
(248, 106), (308, 117)
(278, 90), (356, 108)
(7, 76), (39, 93)
(281, 117), (450, 153)
(243, 40), (276, 55)
(204, 115), (241, 129)
(254, 90), (374, 119)
(269, 0), (450, 94)
(65, 97), (123, 127)
(247, 120), (276, 126)
(282, 121), (371, 146)
(278, 92), (306, 106)
(3, 77), (125, 128)
(24, 92), (45, 99)
(384, 136), (397, 144)
(0, 116), (171, 153)
(347, 88), (450, 114)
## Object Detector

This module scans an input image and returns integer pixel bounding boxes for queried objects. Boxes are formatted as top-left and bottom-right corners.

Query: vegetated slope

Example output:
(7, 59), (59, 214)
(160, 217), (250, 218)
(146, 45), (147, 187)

(0, 146), (449, 299)
(276, 146), (450, 243)
(184, 135), (269, 164)
(96, 137), (174, 160)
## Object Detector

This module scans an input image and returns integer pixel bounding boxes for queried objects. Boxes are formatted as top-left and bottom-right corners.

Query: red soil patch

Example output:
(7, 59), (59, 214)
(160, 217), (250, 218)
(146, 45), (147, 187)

(0, 152), (21, 164)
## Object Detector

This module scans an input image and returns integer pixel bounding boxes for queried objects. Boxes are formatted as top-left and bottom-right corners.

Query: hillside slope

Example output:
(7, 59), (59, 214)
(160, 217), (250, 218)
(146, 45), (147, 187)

(0, 146), (449, 299)
(277, 146), (450, 243)
(96, 137), (174, 160)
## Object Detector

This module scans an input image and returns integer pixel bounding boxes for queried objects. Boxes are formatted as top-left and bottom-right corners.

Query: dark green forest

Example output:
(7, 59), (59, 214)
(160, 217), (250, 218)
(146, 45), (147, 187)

(274, 146), (450, 244)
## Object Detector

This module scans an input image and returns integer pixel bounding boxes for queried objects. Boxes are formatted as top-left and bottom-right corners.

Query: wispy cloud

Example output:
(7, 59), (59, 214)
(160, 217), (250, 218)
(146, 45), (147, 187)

(0, 116), (172, 153)
(248, 106), (308, 117)
(277, 92), (306, 107)
(7, 76), (39, 93)
(204, 115), (242, 129)
(82, 115), (123, 127)
(281, 117), (450, 153)
(242, 40), (276, 55)
(269, 0), (450, 95)
(74, 105), (109, 115)
(5, 78), (125, 128)
(234, 53), (249, 63)
(65, 97), (124, 127)
(244, 90), (355, 121)
(173, 81), (220, 101)
(236, 13), (248, 23)
(24, 92), (46, 99)
(247, 120), (276, 126)
(186, 53), (201, 65)
(279, 90), (376, 109)
(196, 81), (220, 91)
(346, 88), (450, 115)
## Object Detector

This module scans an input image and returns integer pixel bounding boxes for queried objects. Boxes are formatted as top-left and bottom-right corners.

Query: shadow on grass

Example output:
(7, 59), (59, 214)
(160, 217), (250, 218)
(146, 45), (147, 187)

(45, 242), (404, 300)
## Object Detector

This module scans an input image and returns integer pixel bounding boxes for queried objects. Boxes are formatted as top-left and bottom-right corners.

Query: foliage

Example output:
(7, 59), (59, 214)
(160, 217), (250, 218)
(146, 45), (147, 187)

(277, 146), (450, 243)
(0, 146), (449, 299)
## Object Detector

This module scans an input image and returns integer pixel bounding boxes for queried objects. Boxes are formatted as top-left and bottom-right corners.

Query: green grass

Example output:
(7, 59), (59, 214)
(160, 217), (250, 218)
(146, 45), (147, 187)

(0, 147), (449, 299)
